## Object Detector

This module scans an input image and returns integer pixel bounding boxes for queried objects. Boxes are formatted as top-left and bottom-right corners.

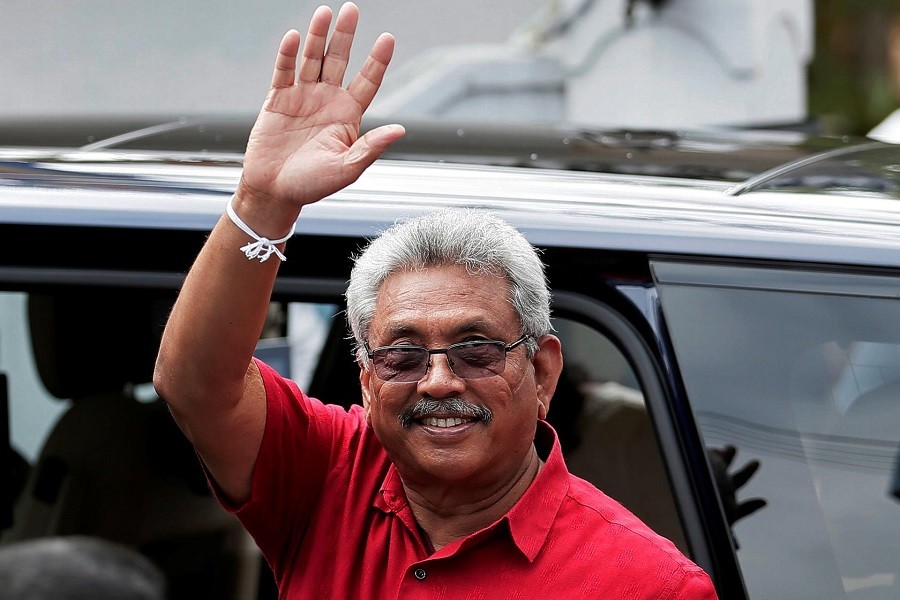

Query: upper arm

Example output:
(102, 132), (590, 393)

(167, 360), (267, 506)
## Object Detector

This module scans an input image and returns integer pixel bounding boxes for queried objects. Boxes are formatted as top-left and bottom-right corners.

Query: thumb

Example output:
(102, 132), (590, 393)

(344, 124), (406, 171)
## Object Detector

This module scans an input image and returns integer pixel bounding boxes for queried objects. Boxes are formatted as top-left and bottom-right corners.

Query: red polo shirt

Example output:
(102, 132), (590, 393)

(220, 360), (717, 599)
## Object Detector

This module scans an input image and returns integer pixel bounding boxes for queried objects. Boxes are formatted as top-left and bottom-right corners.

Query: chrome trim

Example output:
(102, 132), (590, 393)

(725, 140), (890, 196)
(79, 118), (199, 152)
(3, 152), (900, 269)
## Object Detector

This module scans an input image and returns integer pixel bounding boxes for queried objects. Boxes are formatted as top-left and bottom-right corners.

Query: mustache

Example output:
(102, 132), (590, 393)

(398, 397), (494, 429)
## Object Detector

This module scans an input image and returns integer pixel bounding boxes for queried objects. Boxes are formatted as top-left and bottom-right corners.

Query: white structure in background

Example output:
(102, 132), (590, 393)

(869, 109), (900, 142)
(371, 0), (814, 130)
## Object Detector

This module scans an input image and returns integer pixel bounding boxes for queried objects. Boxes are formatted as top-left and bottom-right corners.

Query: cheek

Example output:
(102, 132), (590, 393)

(368, 382), (411, 417)
(506, 361), (538, 405)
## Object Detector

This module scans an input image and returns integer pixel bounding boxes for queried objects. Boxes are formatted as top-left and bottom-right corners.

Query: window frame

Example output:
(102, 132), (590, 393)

(552, 289), (733, 591)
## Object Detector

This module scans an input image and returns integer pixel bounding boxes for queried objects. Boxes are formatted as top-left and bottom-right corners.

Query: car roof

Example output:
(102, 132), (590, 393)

(2, 119), (900, 270)
(0, 114), (843, 179)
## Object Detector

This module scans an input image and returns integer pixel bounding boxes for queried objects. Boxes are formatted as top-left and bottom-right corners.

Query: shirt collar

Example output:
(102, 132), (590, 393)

(504, 420), (569, 561)
(375, 464), (405, 514)
(373, 421), (569, 562)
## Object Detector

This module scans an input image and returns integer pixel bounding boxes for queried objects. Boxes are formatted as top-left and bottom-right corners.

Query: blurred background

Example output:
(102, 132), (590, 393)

(812, 0), (900, 135)
(1, 0), (899, 137)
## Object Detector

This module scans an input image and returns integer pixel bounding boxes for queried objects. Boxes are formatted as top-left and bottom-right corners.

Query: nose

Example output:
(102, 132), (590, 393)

(416, 353), (466, 398)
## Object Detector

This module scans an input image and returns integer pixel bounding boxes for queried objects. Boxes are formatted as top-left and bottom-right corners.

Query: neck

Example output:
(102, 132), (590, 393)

(402, 444), (544, 552)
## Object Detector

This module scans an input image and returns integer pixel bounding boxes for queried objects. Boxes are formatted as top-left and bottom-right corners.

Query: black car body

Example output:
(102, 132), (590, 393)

(2, 117), (899, 599)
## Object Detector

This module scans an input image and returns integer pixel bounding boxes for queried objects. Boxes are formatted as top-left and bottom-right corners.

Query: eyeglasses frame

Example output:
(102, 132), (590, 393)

(363, 334), (531, 382)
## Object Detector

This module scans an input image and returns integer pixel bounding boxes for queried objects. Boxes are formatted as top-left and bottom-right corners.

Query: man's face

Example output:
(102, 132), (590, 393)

(359, 264), (562, 491)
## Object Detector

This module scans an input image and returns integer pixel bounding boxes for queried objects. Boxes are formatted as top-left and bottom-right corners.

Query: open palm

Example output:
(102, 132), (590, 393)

(240, 3), (404, 214)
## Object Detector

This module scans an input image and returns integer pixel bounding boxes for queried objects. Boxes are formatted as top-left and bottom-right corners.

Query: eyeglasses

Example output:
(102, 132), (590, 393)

(364, 335), (530, 383)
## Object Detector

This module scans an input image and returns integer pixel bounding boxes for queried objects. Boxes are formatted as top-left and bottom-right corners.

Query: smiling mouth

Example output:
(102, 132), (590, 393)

(420, 416), (473, 428)
(399, 397), (493, 429)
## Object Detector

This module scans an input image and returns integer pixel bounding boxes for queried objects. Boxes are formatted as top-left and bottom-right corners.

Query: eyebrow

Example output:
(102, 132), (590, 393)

(382, 318), (496, 340)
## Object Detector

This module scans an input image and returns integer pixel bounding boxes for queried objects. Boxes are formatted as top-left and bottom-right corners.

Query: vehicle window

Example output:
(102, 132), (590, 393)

(0, 292), (69, 464)
(656, 261), (900, 599)
(1, 283), (688, 589)
(251, 301), (690, 576)
(2, 292), (338, 467)
(265, 304), (690, 554)
(0, 287), (338, 599)
(549, 316), (687, 555)
(255, 302), (341, 389)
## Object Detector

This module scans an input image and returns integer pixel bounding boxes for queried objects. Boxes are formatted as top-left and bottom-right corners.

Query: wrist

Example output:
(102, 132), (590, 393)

(225, 195), (296, 263)
(232, 179), (301, 239)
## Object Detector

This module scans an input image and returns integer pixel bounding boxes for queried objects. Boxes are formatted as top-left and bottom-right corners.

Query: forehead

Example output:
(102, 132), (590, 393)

(371, 264), (519, 338)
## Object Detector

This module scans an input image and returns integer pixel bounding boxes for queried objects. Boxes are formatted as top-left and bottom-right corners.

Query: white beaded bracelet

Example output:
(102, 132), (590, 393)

(225, 196), (296, 263)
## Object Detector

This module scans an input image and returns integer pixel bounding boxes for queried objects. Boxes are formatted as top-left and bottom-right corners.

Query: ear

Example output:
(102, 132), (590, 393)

(531, 334), (563, 421)
(358, 359), (374, 423)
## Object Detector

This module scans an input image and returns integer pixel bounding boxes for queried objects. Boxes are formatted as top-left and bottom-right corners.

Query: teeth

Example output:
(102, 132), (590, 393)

(423, 417), (468, 428)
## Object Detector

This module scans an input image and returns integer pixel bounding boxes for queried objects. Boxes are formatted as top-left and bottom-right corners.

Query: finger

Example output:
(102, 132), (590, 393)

(298, 5), (333, 83)
(734, 498), (767, 521)
(320, 2), (359, 86)
(343, 123), (406, 172)
(270, 30), (301, 88)
(731, 459), (761, 488)
(719, 444), (737, 467)
(348, 33), (395, 112)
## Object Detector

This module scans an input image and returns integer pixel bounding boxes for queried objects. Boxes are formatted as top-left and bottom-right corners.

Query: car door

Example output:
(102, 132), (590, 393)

(656, 259), (900, 600)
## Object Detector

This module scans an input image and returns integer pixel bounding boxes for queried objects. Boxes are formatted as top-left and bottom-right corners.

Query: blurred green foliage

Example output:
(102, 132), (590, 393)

(810, 0), (900, 135)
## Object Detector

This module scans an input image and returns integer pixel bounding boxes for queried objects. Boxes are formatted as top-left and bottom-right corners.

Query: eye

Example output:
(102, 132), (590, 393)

(381, 348), (422, 369)
(453, 342), (501, 367)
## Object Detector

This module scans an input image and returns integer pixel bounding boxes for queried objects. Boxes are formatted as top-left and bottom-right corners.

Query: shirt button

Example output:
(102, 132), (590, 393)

(414, 568), (427, 581)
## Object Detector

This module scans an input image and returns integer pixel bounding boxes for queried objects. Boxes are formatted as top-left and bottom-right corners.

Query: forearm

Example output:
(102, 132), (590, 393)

(153, 2), (400, 505)
(154, 194), (294, 415)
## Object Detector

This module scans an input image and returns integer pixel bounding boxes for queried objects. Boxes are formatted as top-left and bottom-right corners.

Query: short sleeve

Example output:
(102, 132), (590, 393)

(224, 359), (366, 578)
(668, 569), (719, 600)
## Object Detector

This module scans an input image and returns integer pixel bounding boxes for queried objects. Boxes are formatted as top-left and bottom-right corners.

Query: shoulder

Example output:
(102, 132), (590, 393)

(252, 357), (384, 478)
(562, 475), (709, 578)
(535, 473), (718, 598)
(256, 358), (366, 428)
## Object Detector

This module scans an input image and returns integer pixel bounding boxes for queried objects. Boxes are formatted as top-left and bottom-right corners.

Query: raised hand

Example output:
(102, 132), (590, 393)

(237, 2), (405, 234)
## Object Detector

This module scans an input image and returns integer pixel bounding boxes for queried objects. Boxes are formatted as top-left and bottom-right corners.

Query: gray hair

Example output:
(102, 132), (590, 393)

(0, 536), (167, 599)
(346, 208), (551, 359)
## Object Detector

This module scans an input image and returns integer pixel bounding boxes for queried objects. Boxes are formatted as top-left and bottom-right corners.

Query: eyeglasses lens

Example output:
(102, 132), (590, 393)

(373, 348), (427, 382)
(372, 342), (506, 382)
(449, 343), (505, 379)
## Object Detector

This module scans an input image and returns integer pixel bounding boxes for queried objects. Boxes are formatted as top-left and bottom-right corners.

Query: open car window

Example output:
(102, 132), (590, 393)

(2, 277), (700, 596)
(549, 316), (688, 554)
(233, 297), (692, 556)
